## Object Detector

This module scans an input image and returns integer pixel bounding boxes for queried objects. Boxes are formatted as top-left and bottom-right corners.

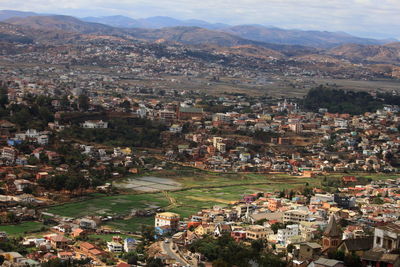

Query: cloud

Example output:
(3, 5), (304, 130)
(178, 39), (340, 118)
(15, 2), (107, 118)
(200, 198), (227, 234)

(0, 0), (399, 39)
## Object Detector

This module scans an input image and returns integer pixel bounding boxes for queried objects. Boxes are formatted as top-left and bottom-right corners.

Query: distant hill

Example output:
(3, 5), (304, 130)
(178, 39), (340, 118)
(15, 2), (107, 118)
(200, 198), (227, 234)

(4, 13), (400, 65)
(2, 15), (318, 56)
(82, 15), (141, 28)
(0, 10), (40, 21)
(1, 10), (397, 49)
(126, 26), (317, 56)
(82, 15), (229, 30)
(5, 15), (120, 35)
(0, 22), (34, 43)
(221, 25), (391, 48)
(327, 43), (400, 64)
(218, 45), (285, 60)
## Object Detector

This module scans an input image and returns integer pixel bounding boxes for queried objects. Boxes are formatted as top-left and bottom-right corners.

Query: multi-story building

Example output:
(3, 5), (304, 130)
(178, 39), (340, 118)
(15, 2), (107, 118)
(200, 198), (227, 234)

(373, 223), (400, 252)
(155, 212), (180, 230)
(82, 120), (108, 129)
(277, 224), (299, 245)
(283, 210), (310, 223)
(246, 225), (273, 241)
(268, 199), (282, 212)
(107, 241), (123, 253)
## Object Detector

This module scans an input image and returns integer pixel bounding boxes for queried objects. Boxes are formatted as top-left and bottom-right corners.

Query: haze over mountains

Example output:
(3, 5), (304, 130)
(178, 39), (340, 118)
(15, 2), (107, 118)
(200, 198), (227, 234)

(0, 9), (396, 49)
(1, 10), (400, 65)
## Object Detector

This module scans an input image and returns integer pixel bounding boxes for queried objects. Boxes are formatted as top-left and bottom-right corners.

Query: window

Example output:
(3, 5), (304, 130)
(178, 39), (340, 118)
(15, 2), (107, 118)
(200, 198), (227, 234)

(376, 236), (381, 245)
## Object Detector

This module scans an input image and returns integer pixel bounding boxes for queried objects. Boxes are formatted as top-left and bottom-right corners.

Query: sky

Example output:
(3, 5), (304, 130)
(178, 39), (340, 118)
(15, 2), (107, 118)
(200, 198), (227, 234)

(0, 0), (399, 39)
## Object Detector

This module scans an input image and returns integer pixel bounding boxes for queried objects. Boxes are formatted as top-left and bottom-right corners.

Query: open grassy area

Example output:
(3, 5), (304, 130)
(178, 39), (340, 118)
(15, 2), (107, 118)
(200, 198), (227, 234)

(105, 217), (155, 232)
(0, 222), (45, 237)
(45, 171), (398, 231)
(47, 193), (169, 218)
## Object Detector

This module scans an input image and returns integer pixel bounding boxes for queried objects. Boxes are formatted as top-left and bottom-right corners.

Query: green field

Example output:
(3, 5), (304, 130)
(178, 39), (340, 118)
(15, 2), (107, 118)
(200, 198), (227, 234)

(47, 193), (169, 218)
(45, 171), (397, 232)
(0, 222), (45, 237)
(105, 217), (155, 232)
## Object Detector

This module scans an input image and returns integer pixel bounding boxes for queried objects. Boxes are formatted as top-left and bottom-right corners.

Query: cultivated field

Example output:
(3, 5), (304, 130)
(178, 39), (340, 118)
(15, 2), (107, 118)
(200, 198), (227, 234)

(0, 222), (45, 237)
(45, 170), (398, 232)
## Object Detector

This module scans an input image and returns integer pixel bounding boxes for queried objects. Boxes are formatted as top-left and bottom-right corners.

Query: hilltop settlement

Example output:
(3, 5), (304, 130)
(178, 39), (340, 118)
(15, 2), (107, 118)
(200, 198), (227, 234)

(0, 11), (400, 267)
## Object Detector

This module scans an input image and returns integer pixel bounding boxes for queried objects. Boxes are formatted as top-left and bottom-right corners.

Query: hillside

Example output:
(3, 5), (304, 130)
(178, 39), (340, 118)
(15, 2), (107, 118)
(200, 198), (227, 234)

(222, 25), (389, 48)
(127, 26), (318, 56)
(0, 10), (39, 21)
(219, 45), (285, 60)
(328, 43), (400, 64)
(82, 15), (229, 30)
(82, 15), (141, 28)
(5, 15), (118, 35)
(3, 14), (400, 65)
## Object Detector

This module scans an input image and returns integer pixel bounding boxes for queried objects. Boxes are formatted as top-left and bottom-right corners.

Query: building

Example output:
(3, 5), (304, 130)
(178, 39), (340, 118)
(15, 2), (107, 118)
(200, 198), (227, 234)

(159, 110), (176, 121)
(268, 199), (282, 212)
(309, 258), (345, 267)
(361, 250), (400, 267)
(277, 224), (299, 245)
(373, 223), (400, 252)
(322, 215), (342, 252)
(283, 210), (310, 223)
(107, 241), (123, 253)
(124, 238), (137, 252)
(1, 146), (17, 162)
(49, 235), (70, 250)
(82, 120), (108, 129)
(216, 142), (226, 153)
(169, 124), (182, 133)
(337, 237), (373, 256)
(155, 212), (180, 230)
(296, 242), (322, 261)
(246, 225), (273, 241)
(177, 106), (204, 120)
(79, 218), (97, 229)
(334, 194), (356, 209)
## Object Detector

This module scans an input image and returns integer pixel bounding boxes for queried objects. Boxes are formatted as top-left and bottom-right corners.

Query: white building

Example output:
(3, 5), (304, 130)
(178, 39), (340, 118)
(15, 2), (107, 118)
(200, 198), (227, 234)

(124, 238), (137, 252)
(107, 241), (123, 253)
(277, 224), (299, 245)
(82, 120), (108, 129)
(169, 124), (182, 133)
(155, 212), (180, 230)
(37, 135), (49, 145)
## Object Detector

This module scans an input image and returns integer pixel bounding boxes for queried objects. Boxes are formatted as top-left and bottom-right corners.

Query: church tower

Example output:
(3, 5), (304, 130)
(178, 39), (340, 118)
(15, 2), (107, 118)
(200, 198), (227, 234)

(322, 214), (342, 252)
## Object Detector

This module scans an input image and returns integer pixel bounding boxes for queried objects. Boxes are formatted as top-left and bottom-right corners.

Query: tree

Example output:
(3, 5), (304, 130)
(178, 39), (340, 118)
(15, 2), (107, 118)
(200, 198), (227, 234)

(6, 212), (16, 223)
(77, 95), (90, 111)
(127, 254), (138, 265)
(258, 252), (286, 267)
(146, 257), (164, 267)
(271, 222), (286, 234)
(286, 243), (295, 253)
(344, 252), (362, 267)
(142, 225), (156, 242)
(0, 82), (8, 108)
(120, 100), (131, 111)
(212, 259), (229, 267)
(251, 239), (265, 253)
(372, 198), (384, 205)
(328, 250), (345, 261)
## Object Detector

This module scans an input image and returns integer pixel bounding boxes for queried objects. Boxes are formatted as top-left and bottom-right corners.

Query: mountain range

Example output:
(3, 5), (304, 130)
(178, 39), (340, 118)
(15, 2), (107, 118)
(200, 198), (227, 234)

(0, 10), (396, 49)
(1, 11), (400, 65)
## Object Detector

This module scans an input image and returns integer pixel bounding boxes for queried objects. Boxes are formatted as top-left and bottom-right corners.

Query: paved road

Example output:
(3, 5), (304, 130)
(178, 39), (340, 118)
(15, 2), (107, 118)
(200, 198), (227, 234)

(161, 239), (188, 266)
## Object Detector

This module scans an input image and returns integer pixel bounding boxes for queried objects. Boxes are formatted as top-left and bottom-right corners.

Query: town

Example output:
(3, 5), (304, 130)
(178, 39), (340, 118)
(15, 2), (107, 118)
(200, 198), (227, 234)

(0, 73), (399, 266)
(0, 5), (400, 267)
